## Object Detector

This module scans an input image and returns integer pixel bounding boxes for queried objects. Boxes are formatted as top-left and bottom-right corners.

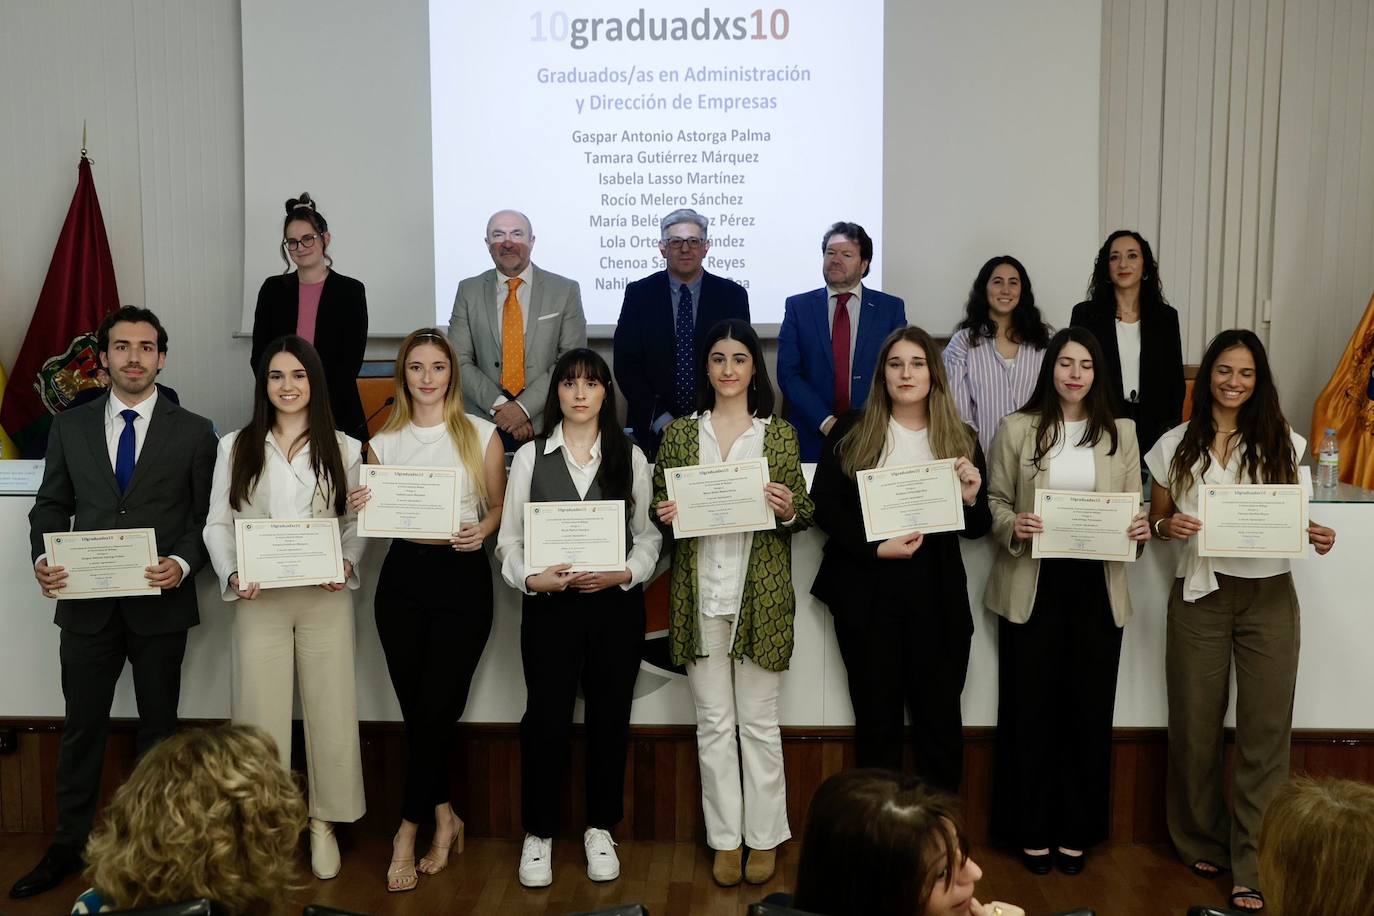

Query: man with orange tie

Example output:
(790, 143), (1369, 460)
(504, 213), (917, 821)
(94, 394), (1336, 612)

(448, 209), (588, 450)
(777, 222), (907, 462)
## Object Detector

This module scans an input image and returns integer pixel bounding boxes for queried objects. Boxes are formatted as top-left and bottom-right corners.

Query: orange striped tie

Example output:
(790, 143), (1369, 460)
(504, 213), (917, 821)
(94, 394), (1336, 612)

(501, 277), (525, 395)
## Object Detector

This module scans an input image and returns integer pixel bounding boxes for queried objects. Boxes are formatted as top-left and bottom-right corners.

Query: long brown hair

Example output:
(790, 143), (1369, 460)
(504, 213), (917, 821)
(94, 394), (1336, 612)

(1259, 776), (1374, 916)
(378, 329), (488, 508)
(1018, 326), (1119, 468)
(1166, 329), (1296, 498)
(792, 769), (972, 915)
(230, 336), (348, 515)
(838, 326), (975, 477)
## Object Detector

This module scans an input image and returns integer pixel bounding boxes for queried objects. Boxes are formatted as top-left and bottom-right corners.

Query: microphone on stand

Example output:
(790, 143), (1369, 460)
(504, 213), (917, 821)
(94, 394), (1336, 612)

(358, 397), (395, 457)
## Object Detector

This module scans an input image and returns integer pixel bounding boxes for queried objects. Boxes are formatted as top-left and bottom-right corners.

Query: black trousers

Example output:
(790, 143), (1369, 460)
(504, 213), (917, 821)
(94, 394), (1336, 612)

(831, 587), (972, 793)
(55, 610), (187, 851)
(374, 540), (493, 824)
(991, 558), (1123, 850)
(519, 585), (645, 838)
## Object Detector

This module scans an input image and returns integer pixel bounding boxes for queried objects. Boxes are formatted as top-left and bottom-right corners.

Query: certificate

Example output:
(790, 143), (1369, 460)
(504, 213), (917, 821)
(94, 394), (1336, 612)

(524, 500), (627, 572)
(664, 458), (774, 539)
(357, 465), (462, 539)
(43, 528), (160, 599)
(1032, 489), (1139, 562)
(1198, 484), (1308, 558)
(857, 460), (965, 541)
(235, 518), (346, 589)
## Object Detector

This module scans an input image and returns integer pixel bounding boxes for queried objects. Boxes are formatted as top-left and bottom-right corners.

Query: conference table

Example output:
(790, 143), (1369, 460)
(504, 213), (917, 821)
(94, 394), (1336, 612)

(1, 472), (1371, 732)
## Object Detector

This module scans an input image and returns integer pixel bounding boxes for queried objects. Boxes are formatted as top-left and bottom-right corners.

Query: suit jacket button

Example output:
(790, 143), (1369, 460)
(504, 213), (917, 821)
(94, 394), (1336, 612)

(119, 509), (127, 515)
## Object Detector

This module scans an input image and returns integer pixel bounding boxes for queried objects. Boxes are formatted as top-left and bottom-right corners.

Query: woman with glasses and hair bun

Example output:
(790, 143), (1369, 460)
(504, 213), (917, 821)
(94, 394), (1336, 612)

(251, 192), (369, 441)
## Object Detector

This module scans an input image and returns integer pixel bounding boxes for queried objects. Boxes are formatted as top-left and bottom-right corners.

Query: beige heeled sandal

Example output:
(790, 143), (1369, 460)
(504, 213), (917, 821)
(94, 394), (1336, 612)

(417, 817), (465, 875)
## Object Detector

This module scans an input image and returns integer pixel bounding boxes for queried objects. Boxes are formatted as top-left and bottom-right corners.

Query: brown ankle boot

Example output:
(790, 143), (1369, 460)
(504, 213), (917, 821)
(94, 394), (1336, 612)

(744, 846), (776, 884)
(712, 846), (743, 886)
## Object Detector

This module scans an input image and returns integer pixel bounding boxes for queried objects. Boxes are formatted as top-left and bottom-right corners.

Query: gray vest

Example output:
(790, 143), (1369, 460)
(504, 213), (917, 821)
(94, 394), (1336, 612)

(529, 438), (634, 546)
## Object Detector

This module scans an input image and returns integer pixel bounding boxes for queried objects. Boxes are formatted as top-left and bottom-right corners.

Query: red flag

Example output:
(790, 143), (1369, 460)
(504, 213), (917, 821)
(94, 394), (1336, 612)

(0, 156), (120, 457)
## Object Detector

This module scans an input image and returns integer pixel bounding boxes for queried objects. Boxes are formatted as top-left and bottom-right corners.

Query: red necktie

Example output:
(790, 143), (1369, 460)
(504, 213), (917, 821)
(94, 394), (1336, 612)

(832, 292), (853, 415)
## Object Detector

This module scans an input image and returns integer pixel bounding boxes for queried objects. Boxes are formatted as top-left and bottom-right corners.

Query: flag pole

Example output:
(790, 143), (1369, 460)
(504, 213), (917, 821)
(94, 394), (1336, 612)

(81, 119), (88, 161)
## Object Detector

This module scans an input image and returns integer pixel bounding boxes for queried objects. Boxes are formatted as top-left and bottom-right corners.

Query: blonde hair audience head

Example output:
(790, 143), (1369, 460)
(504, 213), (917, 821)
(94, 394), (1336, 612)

(1258, 775), (1374, 916)
(83, 724), (307, 914)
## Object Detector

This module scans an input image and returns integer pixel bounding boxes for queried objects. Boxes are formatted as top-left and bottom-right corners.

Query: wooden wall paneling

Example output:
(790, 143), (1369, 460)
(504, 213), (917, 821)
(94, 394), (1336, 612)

(19, 733), (45, 833)
(0, 747), (23, 833)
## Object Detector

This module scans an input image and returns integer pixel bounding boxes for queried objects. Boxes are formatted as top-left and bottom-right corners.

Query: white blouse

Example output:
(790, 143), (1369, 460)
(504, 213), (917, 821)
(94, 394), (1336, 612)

(880, 418), (935, 467)
(496, 422), (662, 595)
(368, 417), (498, 525)
(1145, 422), (1310, 602)
(204, 429), (363, 600)
(1116, 319), (1142, 403)
(1047, 419), (1097, 491)
(695, 412), (768, 618)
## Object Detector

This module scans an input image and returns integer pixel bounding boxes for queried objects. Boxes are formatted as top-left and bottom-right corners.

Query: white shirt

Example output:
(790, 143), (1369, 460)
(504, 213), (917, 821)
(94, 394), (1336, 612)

(203, 428), (363, 600)
(695, 412), (768, 618)
(880, 417), (935, 467)
(368, 416), (498, 526)
(1145, 422), (1310, 602)
(1116, 319), (1142, 403)
(1047, 419), (1097, 490)
(496, 422), (662, 595)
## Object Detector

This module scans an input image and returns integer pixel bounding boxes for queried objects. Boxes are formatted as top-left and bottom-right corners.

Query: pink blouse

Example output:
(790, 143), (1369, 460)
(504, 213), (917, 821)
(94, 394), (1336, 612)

(295, 279), (325, 343)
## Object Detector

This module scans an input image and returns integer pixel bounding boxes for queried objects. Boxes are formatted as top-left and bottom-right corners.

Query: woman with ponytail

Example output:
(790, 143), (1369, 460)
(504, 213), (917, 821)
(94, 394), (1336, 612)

(251, 192), (369, 440)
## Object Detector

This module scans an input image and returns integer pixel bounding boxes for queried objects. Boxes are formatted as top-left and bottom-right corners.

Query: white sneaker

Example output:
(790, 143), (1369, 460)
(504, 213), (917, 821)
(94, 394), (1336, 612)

(583, 827), (620, 882)
(518, 834), (553, 888)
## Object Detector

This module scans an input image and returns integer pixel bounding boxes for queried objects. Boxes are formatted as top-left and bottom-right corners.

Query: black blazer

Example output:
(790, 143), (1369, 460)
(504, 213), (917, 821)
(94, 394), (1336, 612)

(1070, 299), (1185, 457)
(809, 413), (992, 625)
(30, 393), (218, 636)
(612, 269), (750, 457)
(251, 271), (368, 441)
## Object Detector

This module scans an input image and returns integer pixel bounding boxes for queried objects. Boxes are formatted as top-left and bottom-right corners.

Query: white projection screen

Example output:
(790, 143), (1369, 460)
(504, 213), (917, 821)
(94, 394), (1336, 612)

(430, 3), (883, 332)
(240, 1), (1099, 340)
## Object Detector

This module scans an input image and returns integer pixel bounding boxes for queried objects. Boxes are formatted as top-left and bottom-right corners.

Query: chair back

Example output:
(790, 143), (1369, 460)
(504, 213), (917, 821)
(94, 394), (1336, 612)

(563, 906), (649, 916)
(104, 901), (226, 916)
(303, 906), (372, 916)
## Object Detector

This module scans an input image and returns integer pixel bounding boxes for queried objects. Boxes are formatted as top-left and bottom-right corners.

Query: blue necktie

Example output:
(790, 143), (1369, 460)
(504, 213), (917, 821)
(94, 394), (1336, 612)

(674, 284), (694, 416)
(115, 409), (138, 492)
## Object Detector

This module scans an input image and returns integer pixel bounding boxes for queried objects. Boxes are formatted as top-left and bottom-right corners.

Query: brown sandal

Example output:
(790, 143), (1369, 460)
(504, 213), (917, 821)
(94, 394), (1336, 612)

(418, 818), (465, 875)
(386, 856), (417, 892)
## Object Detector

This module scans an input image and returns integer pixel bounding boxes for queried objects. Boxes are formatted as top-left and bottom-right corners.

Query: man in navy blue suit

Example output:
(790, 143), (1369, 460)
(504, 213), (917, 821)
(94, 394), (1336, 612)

(777, 222), (907, 461)
(613, 208), (750, 458)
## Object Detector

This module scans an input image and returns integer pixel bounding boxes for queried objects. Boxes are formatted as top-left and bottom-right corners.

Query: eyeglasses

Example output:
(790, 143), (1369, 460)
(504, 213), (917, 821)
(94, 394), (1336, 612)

(283, 234), (319, 252)
(664, 237), (705, 251)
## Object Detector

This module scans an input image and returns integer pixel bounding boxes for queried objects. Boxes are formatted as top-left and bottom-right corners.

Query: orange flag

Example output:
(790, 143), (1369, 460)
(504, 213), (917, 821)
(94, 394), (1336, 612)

(1311, 290), (1374, 488)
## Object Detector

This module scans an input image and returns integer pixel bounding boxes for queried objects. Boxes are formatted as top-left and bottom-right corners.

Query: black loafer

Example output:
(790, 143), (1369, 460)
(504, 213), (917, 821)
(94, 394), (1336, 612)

(1020, 849), (1053, 875)
(9, 844), (83, 899)
(1056, 848), (1086, 875)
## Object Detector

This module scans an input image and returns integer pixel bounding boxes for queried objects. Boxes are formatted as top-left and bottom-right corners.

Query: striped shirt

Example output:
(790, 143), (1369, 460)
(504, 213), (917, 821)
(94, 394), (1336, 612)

(942, 327), (1046, 455)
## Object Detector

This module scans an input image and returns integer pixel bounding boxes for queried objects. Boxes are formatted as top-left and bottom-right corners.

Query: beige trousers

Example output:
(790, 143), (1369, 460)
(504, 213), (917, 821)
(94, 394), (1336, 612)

(232, 585), (365, 822)
(1165, 573), (1299, 890)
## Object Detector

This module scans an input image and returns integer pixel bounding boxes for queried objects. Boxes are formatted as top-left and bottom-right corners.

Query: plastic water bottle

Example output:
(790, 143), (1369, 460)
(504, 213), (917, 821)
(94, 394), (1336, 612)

(1317, 428), (1340, 490)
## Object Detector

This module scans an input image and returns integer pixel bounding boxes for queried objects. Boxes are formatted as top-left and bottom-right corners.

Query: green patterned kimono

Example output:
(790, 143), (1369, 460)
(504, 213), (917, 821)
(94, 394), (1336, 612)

(651, 414), (814, 672)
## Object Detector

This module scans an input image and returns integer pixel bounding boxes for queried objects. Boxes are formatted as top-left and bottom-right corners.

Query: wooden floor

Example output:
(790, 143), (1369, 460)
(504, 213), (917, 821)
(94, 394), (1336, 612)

(0, 830), (1243, 916)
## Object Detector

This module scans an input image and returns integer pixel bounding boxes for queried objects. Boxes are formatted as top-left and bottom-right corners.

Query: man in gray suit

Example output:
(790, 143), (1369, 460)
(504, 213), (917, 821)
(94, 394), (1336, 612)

(12, 306), (217, 900)
(447, 209), (587, 447)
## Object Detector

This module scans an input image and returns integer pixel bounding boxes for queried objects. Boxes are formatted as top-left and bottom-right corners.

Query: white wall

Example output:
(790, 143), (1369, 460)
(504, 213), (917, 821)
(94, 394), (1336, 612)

(0, 0), (252, 435)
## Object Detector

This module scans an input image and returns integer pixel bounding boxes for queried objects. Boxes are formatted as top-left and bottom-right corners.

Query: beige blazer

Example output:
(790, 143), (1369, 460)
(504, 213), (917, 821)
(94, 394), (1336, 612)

(983, 411), (1142, 627)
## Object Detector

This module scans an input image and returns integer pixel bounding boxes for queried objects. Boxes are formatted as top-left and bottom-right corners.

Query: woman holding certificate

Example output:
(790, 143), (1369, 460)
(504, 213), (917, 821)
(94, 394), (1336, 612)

(651, 320), (814, 887)
(985, 327), (1150, 877)
(346, 329), (506, 892)
(495, 348), (662, 889)
(1145, 329), (1336, 913)
(203, 335), (365, 881)
(810, 326), (990, 794)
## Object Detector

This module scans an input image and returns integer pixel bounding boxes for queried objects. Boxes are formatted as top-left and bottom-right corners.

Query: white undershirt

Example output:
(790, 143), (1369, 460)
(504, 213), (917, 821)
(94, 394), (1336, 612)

(1047, 419), (1097, 490)
(1116, 319), (1142, 403)
(368, 417), (498, 525)
(696, 412), (768, 618)
(880, 417), (935, 467)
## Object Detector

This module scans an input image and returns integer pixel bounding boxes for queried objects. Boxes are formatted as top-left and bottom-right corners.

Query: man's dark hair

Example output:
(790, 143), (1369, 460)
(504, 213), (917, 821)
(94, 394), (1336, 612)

(97, 306), (169, 354)
(821, 221), (874, 277)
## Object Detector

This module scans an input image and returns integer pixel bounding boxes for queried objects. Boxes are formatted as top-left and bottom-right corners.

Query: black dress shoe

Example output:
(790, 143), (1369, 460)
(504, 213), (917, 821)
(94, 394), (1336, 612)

(1020, 849), (1053, 875)
(1056, 848), (1086, 875)
(9, 844), (83, 899)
